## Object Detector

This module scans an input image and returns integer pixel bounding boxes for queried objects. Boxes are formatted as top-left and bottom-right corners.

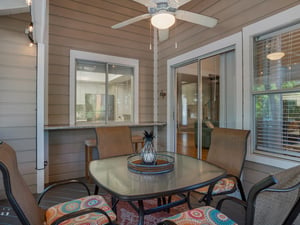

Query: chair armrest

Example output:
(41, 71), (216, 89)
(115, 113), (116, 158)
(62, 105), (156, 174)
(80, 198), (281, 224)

(50, 207), (115, 225)
(227, 174), (246, 200)
(205, 174), (236, 196)
(37, 179), (91, 205)
(264, 181), (300, 193)
(216, 196), (247, 211)
(264, 182), (300, 225)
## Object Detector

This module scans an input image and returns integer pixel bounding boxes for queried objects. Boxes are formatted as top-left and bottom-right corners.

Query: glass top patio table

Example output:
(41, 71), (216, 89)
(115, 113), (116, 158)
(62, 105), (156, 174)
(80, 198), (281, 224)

(89, 152), (226, 224)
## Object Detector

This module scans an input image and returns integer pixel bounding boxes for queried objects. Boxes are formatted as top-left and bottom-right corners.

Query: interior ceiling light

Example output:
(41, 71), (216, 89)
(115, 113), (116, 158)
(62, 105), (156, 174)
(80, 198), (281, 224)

(151, 11), (175, 29)
(267, 52), (285, 60)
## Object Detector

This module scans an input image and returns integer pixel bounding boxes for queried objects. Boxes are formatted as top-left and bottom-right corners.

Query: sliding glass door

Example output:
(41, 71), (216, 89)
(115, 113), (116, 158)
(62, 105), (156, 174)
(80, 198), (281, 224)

(175, 50), (236, 159)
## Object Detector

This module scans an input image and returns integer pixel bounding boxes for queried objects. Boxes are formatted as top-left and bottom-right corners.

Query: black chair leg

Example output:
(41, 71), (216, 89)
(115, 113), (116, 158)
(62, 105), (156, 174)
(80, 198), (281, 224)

(237, 179), (246, 201)
(157, 197), (162, 206)
(94, 184), (99, 195)
(187, 192), (193, 209)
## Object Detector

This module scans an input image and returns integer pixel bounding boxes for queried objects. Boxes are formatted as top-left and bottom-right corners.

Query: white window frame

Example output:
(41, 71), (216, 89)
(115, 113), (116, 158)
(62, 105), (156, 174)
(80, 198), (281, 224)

(69, 50), (139, 125)
(243, 5), (300, 168)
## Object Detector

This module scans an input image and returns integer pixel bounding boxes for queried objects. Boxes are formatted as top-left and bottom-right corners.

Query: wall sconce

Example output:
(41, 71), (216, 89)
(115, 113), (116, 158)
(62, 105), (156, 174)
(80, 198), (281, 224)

(160, 90), (167, 98)
(25, 22), (34, 47)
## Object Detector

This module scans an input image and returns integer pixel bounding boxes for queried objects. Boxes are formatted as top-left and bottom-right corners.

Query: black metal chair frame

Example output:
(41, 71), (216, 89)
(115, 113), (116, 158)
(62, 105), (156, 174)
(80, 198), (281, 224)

(0, 159), (115, 225)
(197, 173), (247, 206)
(159, 175), (300, 225)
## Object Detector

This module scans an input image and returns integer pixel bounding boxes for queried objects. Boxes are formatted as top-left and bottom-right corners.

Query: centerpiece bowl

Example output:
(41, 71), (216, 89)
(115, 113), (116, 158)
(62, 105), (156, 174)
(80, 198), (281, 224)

(127, 153), (175, 174)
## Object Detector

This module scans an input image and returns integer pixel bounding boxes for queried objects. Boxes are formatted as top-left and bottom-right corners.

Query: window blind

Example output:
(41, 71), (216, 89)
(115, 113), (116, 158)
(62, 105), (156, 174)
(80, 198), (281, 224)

(253, 25), (300, 158)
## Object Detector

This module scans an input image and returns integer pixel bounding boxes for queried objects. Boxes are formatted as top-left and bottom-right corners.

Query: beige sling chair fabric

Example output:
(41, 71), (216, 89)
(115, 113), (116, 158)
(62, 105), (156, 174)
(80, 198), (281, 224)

(95, 126), (134, 159)
(196, 127), (250, 205)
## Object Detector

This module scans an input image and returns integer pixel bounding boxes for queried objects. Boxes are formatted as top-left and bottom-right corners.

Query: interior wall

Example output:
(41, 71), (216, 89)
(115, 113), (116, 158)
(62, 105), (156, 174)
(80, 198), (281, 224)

(0, 13), (37, 197)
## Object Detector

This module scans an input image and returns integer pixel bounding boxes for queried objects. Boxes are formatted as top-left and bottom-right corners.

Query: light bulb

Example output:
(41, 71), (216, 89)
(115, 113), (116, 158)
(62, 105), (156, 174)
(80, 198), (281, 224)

(151, 12), (175, 29)
(26, 0), (32, 6)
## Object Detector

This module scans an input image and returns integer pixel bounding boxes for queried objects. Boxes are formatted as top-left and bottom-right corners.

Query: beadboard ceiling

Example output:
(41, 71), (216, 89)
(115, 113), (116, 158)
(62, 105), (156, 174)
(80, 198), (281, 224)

(0, 0), (28, 15)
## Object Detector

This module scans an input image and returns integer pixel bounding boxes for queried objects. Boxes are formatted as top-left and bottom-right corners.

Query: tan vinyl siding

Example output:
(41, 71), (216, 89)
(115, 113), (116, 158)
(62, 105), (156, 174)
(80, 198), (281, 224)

(48, 0), (154, 125)
(48, 0), (154, 182)
(157, 0), (300, 122)
(47, 0), (300, 183)
(0, 13), (37, 198)
(48, 128), (96, 182)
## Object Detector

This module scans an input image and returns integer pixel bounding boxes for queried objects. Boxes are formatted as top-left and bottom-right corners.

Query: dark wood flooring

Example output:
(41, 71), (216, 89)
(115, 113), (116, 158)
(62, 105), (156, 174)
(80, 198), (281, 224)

(176, 131), (208, 159)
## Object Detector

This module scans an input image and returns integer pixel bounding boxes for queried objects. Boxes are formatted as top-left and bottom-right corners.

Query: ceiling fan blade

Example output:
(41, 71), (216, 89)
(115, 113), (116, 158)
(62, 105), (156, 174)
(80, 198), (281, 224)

(158, 29), (169, 42)
(112, 14), (151, 29)
(170, 0), (192, 8)
(175, 10), (218, 28)
(132, 0), (156, 7)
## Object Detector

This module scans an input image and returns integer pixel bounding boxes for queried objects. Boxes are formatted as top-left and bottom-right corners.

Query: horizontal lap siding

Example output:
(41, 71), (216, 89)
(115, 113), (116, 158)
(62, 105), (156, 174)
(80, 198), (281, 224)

(49, 0), (154, 125)
(48, 0), (154, 182)
(48, 129), (96, 181)
(48, 0), (299, 183)
(157, 0), (300, 122)
(0, 13), (37, 198)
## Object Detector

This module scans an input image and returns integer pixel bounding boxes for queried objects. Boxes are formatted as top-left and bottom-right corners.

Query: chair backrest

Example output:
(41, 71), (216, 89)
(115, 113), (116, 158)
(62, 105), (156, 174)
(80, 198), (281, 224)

(0, 142), (44, 225)
(95, 126), (134, 159)
(248, 165), (300, 225)
(207, 127), (250, 177)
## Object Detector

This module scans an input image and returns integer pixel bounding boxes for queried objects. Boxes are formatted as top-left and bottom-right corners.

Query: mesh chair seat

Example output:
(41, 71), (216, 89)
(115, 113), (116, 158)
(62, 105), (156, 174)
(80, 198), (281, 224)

(46, 195), (116, 225)
(161, 206), (237, 225)
(160, 165), (300, 225)
(196, 178), (235, 195)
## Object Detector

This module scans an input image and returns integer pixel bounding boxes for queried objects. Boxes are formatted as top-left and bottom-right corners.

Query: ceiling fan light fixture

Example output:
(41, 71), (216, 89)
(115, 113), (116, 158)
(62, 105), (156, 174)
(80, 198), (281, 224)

(267, 51), (285, 60)
(151, 12), (175, 29)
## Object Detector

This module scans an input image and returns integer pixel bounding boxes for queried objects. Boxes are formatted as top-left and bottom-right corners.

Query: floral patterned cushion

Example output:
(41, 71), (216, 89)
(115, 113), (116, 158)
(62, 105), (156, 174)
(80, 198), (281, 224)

(45, 195), (116, 225)
(161, 206), (237, 225)
(196, 178), (235, 195)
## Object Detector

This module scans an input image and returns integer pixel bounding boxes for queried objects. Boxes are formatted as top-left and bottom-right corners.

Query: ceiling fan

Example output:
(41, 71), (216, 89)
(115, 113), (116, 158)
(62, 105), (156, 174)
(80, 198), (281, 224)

(111, 0), (218, 42)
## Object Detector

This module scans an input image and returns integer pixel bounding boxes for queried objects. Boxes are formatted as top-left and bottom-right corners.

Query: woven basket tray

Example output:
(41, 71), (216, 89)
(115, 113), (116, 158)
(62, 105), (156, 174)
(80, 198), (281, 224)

(127, 154), (175, 174)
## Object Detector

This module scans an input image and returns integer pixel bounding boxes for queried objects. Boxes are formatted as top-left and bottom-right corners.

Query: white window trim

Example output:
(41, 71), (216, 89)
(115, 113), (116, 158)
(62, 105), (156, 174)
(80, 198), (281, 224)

(167, 32), (243, 152)
(243, 5), (300, 168)
(69, 50), (139, 125)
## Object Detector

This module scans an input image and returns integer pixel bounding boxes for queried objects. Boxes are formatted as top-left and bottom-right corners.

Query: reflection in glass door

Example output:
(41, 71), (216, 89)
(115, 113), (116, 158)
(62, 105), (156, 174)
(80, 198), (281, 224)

(176, 62), (199, 158)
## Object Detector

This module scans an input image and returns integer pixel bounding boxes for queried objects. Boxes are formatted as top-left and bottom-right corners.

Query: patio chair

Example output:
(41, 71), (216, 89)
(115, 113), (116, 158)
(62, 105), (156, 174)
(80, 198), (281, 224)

(95, 126), (134, 159)
(94, 126), (134, 196)
(194, 127), (250, 205)
(0, 141), (116, 225)
(159, 164), (300, 225)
